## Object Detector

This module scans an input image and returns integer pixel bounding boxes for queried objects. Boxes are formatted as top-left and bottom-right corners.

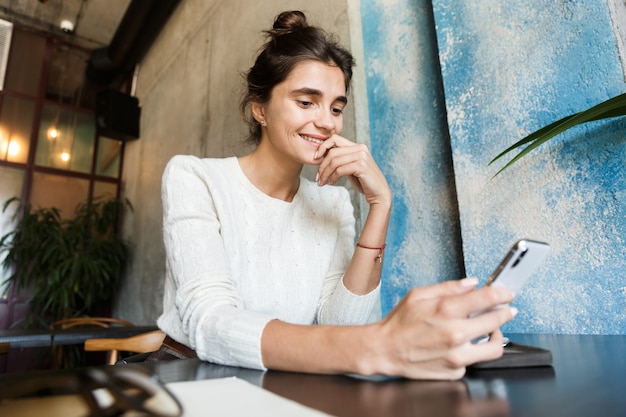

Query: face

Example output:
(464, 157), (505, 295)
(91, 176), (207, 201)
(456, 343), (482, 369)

(252, 60), (347, 166)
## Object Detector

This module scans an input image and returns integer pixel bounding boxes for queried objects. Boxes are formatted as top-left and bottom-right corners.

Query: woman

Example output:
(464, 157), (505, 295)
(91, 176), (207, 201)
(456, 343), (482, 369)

(155, 10), (516, 380)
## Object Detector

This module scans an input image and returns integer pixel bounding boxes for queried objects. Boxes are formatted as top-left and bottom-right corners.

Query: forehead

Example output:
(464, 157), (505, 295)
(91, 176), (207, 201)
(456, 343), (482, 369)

(279, 60), (346, 97)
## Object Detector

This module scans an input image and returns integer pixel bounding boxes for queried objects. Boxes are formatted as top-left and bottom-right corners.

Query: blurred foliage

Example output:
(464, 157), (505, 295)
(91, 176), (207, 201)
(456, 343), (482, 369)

(0, 197), (133, 328)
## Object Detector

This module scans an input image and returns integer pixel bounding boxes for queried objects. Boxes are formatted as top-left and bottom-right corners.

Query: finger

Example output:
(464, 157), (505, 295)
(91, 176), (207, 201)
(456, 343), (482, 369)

(458, 286), (515, 318)
(314, 141), (335, 160)
(401, 329), (504, 380)
(466, 305), (517, 344)
(446, 329), (506, 368)
(406, 284), (515, 323)
(405, 278), (479, 303)
(317, 146), (367, 185)
(319, 155), (365, 186)
(467, 328), (506, 363)
(314, 134), (353, 159)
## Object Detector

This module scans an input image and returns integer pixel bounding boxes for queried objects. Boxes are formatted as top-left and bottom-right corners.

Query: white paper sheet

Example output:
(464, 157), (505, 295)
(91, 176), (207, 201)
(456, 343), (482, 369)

(166, 377), (334, 417)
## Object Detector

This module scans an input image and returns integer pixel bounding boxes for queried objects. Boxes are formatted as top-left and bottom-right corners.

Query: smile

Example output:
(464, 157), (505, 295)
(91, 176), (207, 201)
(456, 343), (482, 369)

(300, 134), (324, 145)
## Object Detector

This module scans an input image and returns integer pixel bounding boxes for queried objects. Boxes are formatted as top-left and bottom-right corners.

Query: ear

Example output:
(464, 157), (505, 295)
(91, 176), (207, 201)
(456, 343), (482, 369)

(250, 102), (266, 124)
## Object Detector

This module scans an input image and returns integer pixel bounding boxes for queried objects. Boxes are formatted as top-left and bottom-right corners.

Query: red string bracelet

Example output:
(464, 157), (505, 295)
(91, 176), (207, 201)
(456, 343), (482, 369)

(356, 242), (387, 263)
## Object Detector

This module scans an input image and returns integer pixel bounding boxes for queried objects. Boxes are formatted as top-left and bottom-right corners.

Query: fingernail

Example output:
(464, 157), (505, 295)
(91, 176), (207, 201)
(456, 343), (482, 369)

(314, 151), (318, 159)
(510, 307), (519, 318)
(315, 172), (319, 182)
(460, 277), (479, 287)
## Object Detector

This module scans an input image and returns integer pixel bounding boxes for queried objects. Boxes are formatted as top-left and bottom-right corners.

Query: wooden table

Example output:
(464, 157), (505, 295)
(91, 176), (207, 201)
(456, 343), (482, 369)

(145, 333), (626, 417)
(1, 333), (625, 416)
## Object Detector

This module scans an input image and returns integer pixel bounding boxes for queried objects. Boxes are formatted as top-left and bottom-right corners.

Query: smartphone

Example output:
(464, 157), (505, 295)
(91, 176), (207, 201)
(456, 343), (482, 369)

(485, 239), (551, 294)
(471, 239), (550, 344)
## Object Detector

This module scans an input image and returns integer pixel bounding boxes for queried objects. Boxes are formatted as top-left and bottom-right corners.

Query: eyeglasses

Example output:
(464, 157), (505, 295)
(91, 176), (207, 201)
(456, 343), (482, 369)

(0, 365), (182, 417)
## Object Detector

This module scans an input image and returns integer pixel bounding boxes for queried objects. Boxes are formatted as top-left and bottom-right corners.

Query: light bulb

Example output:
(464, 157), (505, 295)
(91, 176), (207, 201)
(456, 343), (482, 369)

(1, 139), (20, 158)
(7, 141), (19, 157)
(48, 127), (59, 139)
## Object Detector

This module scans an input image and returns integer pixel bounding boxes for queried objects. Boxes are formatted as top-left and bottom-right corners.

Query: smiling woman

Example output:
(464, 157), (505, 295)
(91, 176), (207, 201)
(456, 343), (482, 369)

(150, 10), (517, 381)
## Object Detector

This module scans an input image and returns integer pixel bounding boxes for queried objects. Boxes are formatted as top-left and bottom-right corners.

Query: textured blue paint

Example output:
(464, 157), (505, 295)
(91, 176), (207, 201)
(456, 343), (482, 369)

(356, 0), (625, 334)
(360, 0), (464, 315)
(432, 1), (626, 334)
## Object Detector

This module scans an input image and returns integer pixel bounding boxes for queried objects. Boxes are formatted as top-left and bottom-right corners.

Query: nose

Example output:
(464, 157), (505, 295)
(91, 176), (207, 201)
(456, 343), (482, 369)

(314, 108), (336, 132)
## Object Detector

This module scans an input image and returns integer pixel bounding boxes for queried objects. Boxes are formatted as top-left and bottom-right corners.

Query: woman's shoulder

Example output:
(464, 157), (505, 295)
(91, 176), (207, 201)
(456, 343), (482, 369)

(164, 155), (239, 178)
(166, 155), (236, 171)
(163, 155), (239, 188)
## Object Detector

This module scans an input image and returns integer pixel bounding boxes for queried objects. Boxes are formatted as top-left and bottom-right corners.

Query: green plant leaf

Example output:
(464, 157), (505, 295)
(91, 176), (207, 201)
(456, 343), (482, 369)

(490, 92), (626, 176)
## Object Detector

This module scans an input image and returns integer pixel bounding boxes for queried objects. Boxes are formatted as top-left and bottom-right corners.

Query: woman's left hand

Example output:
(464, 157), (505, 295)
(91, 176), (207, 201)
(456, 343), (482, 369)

(315, 134), (392, 206)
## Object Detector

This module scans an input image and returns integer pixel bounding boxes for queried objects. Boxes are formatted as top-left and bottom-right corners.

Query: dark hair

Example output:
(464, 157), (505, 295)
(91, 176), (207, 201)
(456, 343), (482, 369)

(240, 10), (355, 145)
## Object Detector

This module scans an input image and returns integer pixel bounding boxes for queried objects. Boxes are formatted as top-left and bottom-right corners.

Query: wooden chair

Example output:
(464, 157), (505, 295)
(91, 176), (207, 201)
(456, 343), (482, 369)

(0, 342), (9, 355)
(50, 317), (135, 330)
(84, 329), (166, 364)
(49, 317), (135, 368)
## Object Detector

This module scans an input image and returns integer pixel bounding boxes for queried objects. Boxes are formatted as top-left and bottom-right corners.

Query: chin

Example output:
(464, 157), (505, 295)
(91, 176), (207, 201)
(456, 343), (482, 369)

(299, 159), (319, 168)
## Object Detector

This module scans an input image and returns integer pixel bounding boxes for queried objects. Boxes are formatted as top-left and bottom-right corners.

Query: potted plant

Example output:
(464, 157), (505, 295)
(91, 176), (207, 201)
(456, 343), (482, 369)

(490, 92), (626, 175)
(0, 197), (133, 329)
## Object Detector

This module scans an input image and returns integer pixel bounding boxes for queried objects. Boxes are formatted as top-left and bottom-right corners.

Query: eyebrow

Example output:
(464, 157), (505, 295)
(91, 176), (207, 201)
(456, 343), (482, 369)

(291, 87), (348, 104)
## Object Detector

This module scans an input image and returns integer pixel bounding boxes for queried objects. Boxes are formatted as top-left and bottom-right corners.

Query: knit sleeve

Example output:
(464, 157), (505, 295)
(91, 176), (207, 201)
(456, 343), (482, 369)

(159, 155), (274, 370)
(316, 187), (381, 325)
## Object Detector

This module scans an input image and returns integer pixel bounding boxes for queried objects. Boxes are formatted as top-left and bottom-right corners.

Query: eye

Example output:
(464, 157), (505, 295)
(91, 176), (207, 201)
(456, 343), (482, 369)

(331, 106), (344, 115)
(297, 100), (313, 108)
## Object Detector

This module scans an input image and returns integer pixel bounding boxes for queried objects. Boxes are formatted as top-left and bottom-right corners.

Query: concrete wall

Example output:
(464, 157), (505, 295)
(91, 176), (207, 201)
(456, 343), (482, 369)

(114, 0), (359, 323)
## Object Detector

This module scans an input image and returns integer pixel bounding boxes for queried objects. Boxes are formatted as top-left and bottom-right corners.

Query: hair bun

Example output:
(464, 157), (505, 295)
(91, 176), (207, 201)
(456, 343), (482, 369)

(269, 10), (308, 35)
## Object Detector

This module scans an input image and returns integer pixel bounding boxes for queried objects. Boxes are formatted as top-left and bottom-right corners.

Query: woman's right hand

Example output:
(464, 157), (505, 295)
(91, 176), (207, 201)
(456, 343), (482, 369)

(315, 134), (392, 208)
(363, 278), (516, 380)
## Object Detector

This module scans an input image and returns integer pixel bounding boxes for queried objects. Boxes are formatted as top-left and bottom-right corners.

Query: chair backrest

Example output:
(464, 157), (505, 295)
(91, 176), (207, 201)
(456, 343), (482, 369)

(50, 317), (135, 330)
(0, 342), (9, 355)
(49, 317), (135, 368)
(84, 330), (166, 365)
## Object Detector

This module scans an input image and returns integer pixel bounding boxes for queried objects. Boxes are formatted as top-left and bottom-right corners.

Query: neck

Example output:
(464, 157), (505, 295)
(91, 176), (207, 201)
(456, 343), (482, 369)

(238, 148), (302, 202)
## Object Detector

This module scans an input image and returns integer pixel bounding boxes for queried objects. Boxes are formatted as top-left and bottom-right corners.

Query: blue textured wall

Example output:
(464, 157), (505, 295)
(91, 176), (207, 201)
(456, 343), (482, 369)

(360, 0), (464, 315)
(360, 0), (626, 334)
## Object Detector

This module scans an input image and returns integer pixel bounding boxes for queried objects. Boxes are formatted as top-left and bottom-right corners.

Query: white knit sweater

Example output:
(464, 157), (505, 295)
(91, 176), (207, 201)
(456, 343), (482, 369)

(157, 156), (380, 370)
